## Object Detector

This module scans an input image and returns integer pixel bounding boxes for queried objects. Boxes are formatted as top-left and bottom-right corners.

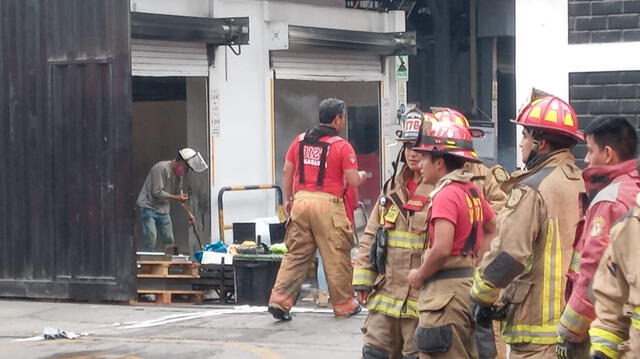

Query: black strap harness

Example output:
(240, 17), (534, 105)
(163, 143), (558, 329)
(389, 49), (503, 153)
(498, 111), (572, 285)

(297, 132), (342, 188)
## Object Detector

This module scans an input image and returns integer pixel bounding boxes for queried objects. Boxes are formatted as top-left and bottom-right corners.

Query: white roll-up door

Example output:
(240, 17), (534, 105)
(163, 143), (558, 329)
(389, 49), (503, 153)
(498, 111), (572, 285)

(271, 52), (383, 81)
(131, 39), (208, 77)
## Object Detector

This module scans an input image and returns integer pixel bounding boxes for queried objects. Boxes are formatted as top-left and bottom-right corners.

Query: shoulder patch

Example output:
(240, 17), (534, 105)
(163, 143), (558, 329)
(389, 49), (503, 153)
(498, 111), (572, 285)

(506, 187), (525, 209)
(590, 216), (606, 238)
(492, 167), (510, 183)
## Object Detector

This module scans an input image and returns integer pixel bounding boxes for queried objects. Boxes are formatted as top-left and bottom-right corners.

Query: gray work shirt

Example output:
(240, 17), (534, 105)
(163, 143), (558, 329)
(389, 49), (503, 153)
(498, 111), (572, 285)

(136, 161), (183, 214)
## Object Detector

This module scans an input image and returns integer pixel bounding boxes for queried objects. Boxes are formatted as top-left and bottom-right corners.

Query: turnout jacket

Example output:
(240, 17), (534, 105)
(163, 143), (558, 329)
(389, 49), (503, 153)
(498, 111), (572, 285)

(560, 159), (640, 339)
(470, 149), (585, 345)
(590, 198), (640, 359)
(466, 162), (510, 214)
(353, 166), (432, 319)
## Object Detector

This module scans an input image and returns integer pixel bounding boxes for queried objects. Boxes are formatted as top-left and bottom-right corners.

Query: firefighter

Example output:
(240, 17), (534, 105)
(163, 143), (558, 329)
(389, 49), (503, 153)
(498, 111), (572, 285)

(557, 117), (640, 358)
(589, 174), (640, 359)
(432, 107), (510, 359)
(432, 107), (510, 213)
(268, 98), (366, 320)
(353, 110), (436, 359)
(408, 121), (497, 359)
(470, 95), (585, 359)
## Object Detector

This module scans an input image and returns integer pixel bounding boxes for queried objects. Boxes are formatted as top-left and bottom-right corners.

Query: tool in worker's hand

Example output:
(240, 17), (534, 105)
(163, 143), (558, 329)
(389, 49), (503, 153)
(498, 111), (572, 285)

(181, 189), (204, 249)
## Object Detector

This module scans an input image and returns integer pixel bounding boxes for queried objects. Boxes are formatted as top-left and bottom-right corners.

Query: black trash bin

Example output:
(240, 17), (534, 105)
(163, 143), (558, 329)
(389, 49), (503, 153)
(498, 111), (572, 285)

(233, 253), (283, 306)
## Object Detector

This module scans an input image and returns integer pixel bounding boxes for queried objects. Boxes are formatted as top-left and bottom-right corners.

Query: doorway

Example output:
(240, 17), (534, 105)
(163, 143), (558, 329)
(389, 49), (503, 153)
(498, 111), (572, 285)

(274, 80), (381, 213)
(132, 76), (211, 255)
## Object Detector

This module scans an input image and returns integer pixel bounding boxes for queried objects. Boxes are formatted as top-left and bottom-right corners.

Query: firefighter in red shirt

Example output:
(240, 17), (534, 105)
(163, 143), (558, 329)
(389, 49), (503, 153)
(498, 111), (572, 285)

(408, 121), (496, 358)
(268, 98), (366, 320)
(557, 117), (640, 358)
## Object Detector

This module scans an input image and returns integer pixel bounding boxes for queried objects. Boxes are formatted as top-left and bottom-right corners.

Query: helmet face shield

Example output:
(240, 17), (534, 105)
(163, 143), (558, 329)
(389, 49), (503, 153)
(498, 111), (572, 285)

(185, 151), (208, 173)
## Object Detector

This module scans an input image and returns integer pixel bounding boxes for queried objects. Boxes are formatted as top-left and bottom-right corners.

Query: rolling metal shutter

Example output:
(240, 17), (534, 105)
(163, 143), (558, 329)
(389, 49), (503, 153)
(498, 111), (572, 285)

(131, 39), (208, 77)
(271, 51), (383, 81)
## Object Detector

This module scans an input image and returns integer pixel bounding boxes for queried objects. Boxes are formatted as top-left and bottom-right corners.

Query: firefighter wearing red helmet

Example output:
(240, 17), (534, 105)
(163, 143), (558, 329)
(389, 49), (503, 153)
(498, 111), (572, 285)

(354, 110), (435, 359)
(408, 121), (497, 359)
(430, 107), (510, 359)
(470, 94), (586, 359)
(432, 107), (510, 214)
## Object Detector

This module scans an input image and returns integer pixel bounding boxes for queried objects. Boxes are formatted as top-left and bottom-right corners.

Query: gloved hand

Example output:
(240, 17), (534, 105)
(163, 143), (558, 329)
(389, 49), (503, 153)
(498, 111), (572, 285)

(556, 337), (569, 359)
(473, 304), (493, 328)
(556, 337), (591, 359)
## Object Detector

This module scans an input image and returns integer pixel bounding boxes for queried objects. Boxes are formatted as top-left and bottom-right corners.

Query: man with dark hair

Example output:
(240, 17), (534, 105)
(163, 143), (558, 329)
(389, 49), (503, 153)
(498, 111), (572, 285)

(470, 95), (585, 359)
(588, 159), (640, 359)
(408, 120), (496, 358)
(268, 97), (367, 320)
(557, 116), (640, 358)
(137, 148), (208, 251)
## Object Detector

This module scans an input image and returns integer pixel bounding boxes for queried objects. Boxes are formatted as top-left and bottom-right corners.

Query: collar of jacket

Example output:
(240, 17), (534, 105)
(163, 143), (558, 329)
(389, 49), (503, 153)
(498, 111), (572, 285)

(386, 166), (432, 211)
(583, 158), (640, 201)
(503, 149), (576, 192)
(429, 168), (474, 198)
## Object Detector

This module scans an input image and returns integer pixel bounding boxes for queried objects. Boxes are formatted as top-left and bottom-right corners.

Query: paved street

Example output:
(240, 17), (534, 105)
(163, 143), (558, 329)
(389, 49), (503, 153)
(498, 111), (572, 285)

(0, 299), (364, 359)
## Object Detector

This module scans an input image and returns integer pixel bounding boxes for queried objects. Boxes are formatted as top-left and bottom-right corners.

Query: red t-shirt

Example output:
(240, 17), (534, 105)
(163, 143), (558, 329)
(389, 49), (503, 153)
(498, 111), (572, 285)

(407, 178), (418, 197)
(428, 181), (494, 255)
(285, 135), (358, 198)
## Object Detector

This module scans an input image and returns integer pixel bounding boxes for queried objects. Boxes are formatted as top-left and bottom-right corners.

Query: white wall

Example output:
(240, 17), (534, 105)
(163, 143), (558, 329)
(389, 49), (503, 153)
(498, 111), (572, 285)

(515, 0), (640, 166)
(132, 0), (403, 243)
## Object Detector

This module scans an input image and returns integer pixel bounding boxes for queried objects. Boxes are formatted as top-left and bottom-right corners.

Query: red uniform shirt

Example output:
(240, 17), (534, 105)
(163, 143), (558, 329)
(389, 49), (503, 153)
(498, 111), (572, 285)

(407, 178), (418, 197)
(428, 181), (494, 255)
(285, 135), (358, 198)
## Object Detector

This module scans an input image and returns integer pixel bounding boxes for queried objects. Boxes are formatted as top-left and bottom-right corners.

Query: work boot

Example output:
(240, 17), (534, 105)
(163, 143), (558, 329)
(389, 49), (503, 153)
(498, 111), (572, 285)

(268, 306), (292, 321)
(336, 303), (362, 318)
(316, 290), (329, 308)
(347, 304), (362, 317)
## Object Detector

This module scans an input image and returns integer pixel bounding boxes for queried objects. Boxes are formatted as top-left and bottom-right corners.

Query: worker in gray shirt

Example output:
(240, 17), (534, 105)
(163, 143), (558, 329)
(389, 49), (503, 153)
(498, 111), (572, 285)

(137, 148), (208, 251)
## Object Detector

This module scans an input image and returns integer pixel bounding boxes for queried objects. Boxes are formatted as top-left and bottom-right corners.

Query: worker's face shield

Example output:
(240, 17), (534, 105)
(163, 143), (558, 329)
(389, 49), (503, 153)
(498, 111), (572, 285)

(185, 152), (208, 173)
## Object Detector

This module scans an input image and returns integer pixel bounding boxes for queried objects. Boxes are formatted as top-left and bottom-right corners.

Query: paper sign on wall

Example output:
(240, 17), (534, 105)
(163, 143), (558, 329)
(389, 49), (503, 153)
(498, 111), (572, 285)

(210, 89), (221, 137)
(396, 55), (409, 80)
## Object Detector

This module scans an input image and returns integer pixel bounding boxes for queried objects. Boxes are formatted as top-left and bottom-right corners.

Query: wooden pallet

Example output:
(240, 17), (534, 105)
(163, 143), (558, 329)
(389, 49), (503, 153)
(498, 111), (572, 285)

(134, 289), (203, 305)
(137, 261), (199, 278)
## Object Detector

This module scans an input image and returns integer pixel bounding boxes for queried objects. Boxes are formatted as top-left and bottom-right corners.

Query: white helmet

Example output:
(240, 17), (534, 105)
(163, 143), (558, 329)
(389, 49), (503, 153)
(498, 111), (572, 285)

(179, 148), (208, 173)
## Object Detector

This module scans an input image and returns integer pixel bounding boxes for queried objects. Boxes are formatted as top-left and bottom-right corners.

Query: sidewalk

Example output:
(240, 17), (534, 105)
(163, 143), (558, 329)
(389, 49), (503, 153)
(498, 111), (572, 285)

(0, 299), (364, 359)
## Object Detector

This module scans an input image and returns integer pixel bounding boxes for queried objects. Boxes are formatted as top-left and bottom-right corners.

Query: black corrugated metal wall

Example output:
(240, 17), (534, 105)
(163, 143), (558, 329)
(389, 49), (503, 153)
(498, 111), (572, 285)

(0, 0), (135, 300)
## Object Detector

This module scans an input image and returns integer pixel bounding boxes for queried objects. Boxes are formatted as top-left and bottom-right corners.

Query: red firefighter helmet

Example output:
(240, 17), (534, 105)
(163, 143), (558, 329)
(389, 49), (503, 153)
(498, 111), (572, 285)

(432, 107), (485, 138)
(432, 107), (470, 128)
(413, 121), (481, 162)
(514, 96), (584, 141)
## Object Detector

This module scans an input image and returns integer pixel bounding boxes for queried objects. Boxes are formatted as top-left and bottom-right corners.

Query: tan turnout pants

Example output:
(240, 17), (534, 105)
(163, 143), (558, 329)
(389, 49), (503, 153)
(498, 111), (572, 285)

(269, 191), (358, 316)
(415, 276), (478, 359)
(362, 311), (418, 359)
(508, 343), (555, 359)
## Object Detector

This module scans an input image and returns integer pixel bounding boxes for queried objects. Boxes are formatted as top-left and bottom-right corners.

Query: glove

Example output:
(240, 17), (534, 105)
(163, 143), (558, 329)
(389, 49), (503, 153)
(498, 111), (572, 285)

(556, 337), (591, 359)
(474, 305), (493, 328)
(556, 338), (569, 359)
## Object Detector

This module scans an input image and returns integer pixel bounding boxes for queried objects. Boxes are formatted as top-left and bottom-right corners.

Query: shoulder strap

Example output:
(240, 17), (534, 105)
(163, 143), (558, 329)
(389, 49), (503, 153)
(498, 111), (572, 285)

(462, 186), (481, 256)
(521, 166), (556, 190)
(298, 134), (336, 188)
(325, 136), (343, 144)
